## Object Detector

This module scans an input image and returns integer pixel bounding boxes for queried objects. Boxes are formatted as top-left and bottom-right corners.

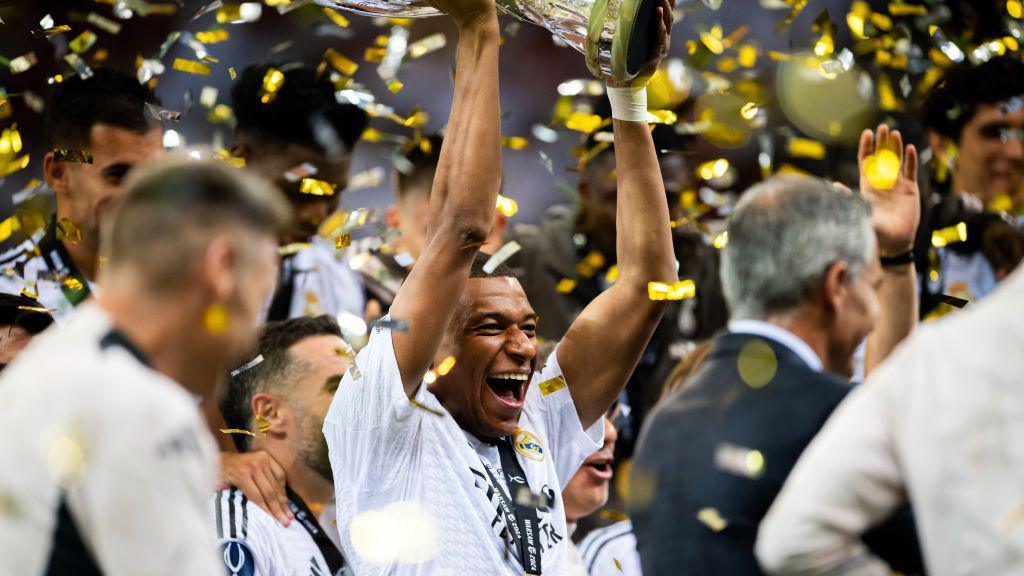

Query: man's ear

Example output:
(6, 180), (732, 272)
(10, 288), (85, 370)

(43, 151), (68, 196)
(252, 392), (288, 439)
(820, 260), (850, 315)
(200, 233), (238, 303)
(385, 204), (401, 230)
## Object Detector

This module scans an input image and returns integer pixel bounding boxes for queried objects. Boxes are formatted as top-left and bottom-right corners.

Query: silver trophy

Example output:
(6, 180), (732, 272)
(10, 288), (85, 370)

(310, 0), (659, 82)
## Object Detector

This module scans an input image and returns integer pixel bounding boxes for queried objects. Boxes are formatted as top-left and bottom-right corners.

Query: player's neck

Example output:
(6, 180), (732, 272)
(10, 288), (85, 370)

(287, 461), (334, 507)
(99, 284), (220, 400)
(62, 237), (98, 280)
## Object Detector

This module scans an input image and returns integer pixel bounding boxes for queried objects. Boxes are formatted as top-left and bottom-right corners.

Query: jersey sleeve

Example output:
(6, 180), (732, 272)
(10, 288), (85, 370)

(526, 347), (604, 484)
(211, 491), (281, 576)
(75, 384), (222, 576)
(322, 317), (422, 493)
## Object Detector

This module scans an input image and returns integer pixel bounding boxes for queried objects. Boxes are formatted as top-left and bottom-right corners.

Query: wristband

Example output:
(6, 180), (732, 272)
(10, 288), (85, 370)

(606, 86), (648, 122)
(880, 250), (914, 267)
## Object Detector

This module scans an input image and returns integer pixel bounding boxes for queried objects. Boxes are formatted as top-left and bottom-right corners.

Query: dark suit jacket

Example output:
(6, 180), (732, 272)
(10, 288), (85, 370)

(631, 331), (924, 576)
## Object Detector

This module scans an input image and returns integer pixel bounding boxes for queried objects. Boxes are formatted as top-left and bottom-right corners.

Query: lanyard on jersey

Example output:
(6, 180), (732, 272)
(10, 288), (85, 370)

(477, 437), (542, 576)
(39, 219), (91, 306)
(285, 486), (348, 575)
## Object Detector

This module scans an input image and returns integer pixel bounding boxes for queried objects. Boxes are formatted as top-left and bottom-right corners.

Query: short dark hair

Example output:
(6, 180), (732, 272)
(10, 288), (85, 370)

(920, 56), (1024, 142)
(43, 67), (160, 150)
(0, 293), (54, 335)
(232, 62), (368, 154)
(469, 251), (516, 279)
(395, 134), (444, 200)
(221, 315), (343, 451)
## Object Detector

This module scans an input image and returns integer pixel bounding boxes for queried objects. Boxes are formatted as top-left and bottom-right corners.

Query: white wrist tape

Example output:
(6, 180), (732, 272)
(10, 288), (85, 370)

(606, 86), (648, 122)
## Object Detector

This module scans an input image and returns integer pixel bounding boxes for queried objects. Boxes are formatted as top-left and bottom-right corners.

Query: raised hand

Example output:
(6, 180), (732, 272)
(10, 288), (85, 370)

(606, 0), (676, 87)
(858, 124), (920, 257)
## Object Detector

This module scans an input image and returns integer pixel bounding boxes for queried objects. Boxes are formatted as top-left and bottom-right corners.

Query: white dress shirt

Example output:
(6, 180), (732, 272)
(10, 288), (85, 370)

(728, 319), (824, 373)
(756, 265), (1024, 576)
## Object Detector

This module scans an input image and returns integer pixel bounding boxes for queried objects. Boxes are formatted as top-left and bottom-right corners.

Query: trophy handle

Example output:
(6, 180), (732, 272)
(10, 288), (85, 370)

(586, 0), (660, 82)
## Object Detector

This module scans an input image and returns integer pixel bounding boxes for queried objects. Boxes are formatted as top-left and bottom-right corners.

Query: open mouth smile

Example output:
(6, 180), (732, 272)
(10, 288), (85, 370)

(485, 372), (530, 410)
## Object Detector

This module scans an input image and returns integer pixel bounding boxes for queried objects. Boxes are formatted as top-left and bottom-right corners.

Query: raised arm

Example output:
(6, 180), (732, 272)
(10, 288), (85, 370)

(388, 0), (501, 395)
(558, 0), (678, 429)
(859, 124), (920, 376)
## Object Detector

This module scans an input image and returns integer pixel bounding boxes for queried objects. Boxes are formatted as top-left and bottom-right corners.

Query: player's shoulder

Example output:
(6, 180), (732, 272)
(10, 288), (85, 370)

(578, 519), (636, 570)
(212, 487), (287, 573)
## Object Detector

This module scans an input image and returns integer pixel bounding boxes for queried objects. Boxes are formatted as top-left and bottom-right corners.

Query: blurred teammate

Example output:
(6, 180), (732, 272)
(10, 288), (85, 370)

(0, 67), (164, 320)
(323, 0), (678, 573)
(215, 316), (350, 575)
(232, 62), (368, 322)
(0, 157), (289, 575)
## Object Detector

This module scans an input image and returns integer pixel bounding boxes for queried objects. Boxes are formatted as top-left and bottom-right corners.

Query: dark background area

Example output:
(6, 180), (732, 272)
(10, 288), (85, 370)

(0, 0), (1013, 227)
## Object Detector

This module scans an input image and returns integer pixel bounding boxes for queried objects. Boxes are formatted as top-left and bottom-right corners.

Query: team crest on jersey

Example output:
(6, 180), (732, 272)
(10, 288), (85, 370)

(513, 428), (544, 461)
(218, 539), (256, 576)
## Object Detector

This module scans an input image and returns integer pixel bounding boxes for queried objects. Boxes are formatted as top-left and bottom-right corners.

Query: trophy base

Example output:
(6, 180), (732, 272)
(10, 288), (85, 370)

(586, 0), (660, 82)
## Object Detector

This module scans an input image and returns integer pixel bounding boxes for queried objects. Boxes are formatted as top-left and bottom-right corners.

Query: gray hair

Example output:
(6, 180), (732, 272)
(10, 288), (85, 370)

(720, 175), (875, 320)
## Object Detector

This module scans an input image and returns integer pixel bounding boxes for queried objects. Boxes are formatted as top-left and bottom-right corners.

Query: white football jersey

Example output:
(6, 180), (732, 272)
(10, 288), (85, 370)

(211, 487), (350, 576)
(324, 317), (603, 575)
(0, 303), (221, 576)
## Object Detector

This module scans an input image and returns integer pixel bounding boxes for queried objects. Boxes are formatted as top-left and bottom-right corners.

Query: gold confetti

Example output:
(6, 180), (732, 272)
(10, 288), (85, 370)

(69, 31), (97, 54)
(0, 124), (21, 155)
(863, 148), (900, 190)
(566, 112), (604, 134)
(887, 3), (927, 16)
(788, 137), (826, 160)
(0, 215), (21, 244)
(646, 110), (678, 125)
(555, 278), (577, 294)
(324, 48), (358, 76)
(737, 338), (777, 388)
(196, 29), (229, 43)
(56, 218), (83, 244)
(386, 79), (404, 94)
(409, 397), (444, 417)
(647, 280), (696, 301)
(700, 25), (725, 54)
(335, 234), (351, 249)
(53, 149), (93, 164)
(259, 67), (285, 104)
(203, 304), (229, 334)
(323, 7), (350, 27)
(696, 508), (728, 532)
(228, 67), (237, 80)
(408, 33), (446, 58)
(932, 221), (968, 247)
(436, 356), (456, 376)
(172, 58), (211, 76)
(714, 442), (766, 479)
(713, 231), (729, 249)
(364, 47), (386, 63)
(614, 558), (623, 572)
(255, 414), (271, 435)
(0, 155), (30, 178)
(501, 136), (528, 150)
(9, 52), (37, 74)
(87, 12), (121, 34)
(576, 251), (606, 278)
(605, 265), (619, 284)
(538, 375), (566, 396)
(697, 159), (729, 181)
(496, 195), (519, 217)
(300, 178), (336, 196)
(1010, 0), (1024, 19)
(32, 24), (71, 38)
(278, 243), (311, 256)
(219, 428), (257, 438)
